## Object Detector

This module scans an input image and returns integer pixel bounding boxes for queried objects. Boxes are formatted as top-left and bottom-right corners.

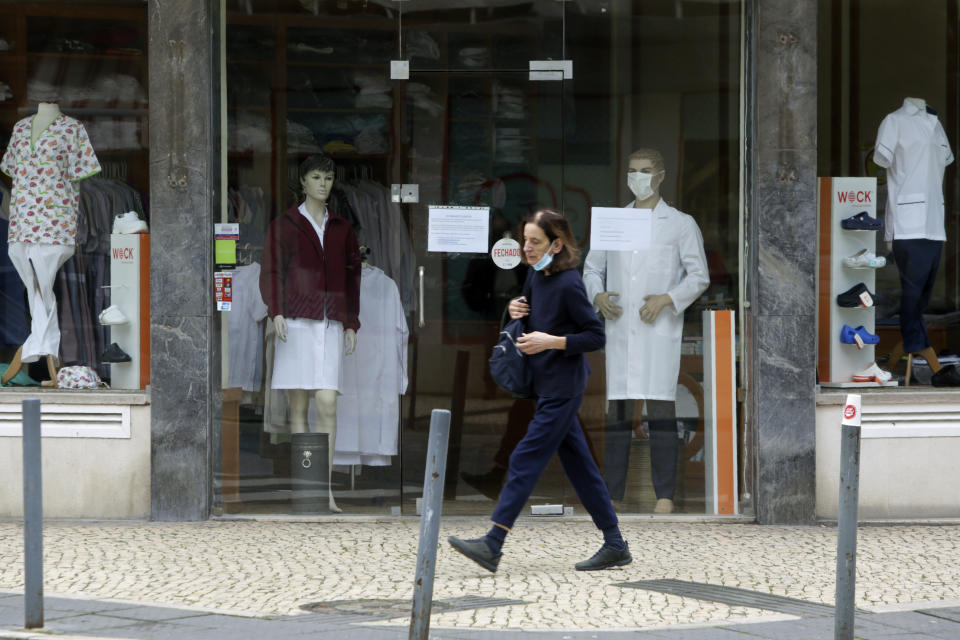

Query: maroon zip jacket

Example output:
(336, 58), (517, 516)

(259, 204), (361, 332)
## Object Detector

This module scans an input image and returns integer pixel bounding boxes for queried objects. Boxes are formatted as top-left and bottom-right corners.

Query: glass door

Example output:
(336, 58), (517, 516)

(397, 64), (584, 515)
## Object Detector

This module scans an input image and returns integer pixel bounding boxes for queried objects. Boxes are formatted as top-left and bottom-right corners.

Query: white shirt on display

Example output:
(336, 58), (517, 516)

(298, 201), (327, 247)
(874, 98), (954, 242)
(226, 262), (269, 392)
(335, 265), (409, 466)
(583, 199), (709, 401)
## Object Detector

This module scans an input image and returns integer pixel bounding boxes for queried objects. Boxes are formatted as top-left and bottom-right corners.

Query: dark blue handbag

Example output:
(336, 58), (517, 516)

(489, 317), (534, 398)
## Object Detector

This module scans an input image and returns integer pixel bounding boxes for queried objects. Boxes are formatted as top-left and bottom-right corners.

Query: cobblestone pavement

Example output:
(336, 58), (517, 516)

(0, 519), (959, 633)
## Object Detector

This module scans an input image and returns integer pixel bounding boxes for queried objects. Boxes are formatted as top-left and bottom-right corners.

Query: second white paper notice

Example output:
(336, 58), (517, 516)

(590, 207), (653, 251)
(428, 206), (490, 253)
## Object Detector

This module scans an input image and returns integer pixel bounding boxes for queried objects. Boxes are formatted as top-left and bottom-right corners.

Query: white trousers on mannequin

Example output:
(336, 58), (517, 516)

(8, 242), (74, 363)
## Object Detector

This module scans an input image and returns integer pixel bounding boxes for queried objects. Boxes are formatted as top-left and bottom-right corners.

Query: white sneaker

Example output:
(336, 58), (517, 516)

(843, 249), (886, 269)
(98, 304), (129, 325)
(852, 363), (892, 384)
(113, 211), (148, 234)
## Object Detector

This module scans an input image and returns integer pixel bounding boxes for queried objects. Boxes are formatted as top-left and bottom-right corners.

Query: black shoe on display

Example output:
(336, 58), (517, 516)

(836, 282), (878, 308)
(448, 536), (502, 573)
(574, 543), (633, 571)
(460, 467), (505, 501)
(101, 342), (132, 363)
(931, 364), (960, 387)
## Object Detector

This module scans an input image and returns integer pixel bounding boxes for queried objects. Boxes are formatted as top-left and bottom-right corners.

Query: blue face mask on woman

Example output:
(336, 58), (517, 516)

(532, 240), (558, 271)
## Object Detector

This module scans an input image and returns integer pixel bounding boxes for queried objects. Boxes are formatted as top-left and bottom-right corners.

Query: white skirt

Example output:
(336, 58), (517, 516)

(271, 318), (344, 391)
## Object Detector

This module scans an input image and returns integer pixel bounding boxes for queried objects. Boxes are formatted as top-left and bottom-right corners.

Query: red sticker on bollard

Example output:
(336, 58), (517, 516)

(841, 393), (862, 426)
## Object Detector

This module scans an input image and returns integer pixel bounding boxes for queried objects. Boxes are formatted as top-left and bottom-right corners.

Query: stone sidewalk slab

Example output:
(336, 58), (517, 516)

(0, 519), (958, 636)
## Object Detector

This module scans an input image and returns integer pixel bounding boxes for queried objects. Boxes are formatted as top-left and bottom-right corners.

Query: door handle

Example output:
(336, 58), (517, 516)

(418, 266), (425, 328)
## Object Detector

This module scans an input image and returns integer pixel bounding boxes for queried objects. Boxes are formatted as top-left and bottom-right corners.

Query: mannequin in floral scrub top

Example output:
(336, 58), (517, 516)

(0, 103), (101, 385)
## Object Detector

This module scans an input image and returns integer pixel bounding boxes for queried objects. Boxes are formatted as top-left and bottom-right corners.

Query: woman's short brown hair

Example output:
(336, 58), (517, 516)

(519, 208), (581, 273)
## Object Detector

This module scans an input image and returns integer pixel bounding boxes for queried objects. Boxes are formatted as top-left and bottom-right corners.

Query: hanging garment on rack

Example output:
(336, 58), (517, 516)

(262, 317), (287, 434)
(0, 215), (28, 347)
(55, 177), (143, 376)
(228, 186), (267, 248)
(0, 181), (10, 219)
(334, 265), (408, 466)
(227, 262), (268, 392)
(339, 180), (415, 314)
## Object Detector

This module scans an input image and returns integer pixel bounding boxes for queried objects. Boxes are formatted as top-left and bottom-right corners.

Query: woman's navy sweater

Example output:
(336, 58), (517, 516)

(521, 267), (605, 398)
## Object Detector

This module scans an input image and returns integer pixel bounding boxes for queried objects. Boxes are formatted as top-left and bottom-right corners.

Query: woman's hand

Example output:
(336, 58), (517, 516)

(508, 296), (530, 320)
(517, 331), (564, 354)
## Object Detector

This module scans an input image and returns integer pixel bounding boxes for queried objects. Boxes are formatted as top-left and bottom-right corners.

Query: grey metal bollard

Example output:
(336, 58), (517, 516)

(22, 398), (43, 629)
(409, 409), (451, 640)
(835, 394), (862, 640)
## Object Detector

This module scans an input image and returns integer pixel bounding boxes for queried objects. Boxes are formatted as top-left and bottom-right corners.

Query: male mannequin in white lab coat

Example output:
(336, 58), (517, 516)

(583, 148), (709, 514)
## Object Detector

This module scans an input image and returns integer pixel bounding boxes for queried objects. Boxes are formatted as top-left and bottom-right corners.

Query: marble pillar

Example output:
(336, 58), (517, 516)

(751, 0), (818, 523)
(148, 0), (218, 521)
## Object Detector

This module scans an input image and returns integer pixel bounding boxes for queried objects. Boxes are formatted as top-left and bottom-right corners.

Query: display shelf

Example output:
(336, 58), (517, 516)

(26, 52), (144, 61)
(286, 61), (385, 68)
(38, 106), (149, 116)
(285, 107), (392, 114)
(817, 176), (883, 384)
(820, 380), (899, 388)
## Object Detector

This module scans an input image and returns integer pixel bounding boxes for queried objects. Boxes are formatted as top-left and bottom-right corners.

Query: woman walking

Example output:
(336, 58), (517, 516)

(448, 209), (631, 572)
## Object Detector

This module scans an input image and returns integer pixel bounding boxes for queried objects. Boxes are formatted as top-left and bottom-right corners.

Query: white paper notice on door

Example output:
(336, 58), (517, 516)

(589, 207), (653, 251)
(428, 206), (490, 253)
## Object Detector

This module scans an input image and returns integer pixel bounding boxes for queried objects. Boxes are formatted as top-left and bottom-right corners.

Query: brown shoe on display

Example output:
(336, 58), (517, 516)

(653, 498), (674, 514)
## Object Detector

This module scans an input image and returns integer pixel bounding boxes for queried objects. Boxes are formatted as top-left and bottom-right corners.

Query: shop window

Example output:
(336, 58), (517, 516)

(0, 2), (149, 392)
(819, 0), (960, 387)
(218, 1), (743, 518)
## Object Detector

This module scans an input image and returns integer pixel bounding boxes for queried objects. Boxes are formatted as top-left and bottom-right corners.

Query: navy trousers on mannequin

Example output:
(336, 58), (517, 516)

(491, 395), (618, 531)
(892, 239), (943, 353)
(604, 399), (678, 501)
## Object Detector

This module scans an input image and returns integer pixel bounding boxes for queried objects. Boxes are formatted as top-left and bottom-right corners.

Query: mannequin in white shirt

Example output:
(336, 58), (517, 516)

(584, 148), (710, 514)
(0, 102), (68, 387)
(874, 96), (957, 385)
(593, 157), (674, 323)
(905, 97), (926, 112)
(274, 164), (357, 513)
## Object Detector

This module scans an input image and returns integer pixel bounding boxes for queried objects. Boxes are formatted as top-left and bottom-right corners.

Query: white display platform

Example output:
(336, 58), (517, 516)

(817, 177), (881, 384)
(820, 380), (899, 388)
(108, 233), (150, 390)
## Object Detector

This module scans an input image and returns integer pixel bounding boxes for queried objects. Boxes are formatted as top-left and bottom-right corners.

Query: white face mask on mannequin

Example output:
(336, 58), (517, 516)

(627, 170), (663, 201)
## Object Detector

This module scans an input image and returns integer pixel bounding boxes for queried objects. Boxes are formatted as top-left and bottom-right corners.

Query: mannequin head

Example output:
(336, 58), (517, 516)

(299, 154), (336, 206)
(520, 208), (581, 274)
(627, 148), (665, 206)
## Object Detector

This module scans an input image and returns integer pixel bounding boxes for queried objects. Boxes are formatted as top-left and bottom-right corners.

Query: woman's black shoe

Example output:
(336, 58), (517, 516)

(574, 543), (632, 571)
(447, 536), (501, 573)
(931, 364), (960, 387)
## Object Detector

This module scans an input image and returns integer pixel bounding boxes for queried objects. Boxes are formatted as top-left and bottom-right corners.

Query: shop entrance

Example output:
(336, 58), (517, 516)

(396, 67), (580, 515)
(219, 1), (743, 518)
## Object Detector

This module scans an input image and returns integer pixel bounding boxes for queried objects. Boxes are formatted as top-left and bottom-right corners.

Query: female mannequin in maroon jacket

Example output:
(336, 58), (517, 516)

(260, 154), (362, 513)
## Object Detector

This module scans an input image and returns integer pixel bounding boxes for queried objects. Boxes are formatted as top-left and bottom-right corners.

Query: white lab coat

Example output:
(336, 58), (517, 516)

(583, 199), (709, 401)
(334, 265), (409, 465)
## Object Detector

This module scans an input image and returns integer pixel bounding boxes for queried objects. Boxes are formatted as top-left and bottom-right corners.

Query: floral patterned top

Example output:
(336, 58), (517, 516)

(0, 114), (101, 245)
